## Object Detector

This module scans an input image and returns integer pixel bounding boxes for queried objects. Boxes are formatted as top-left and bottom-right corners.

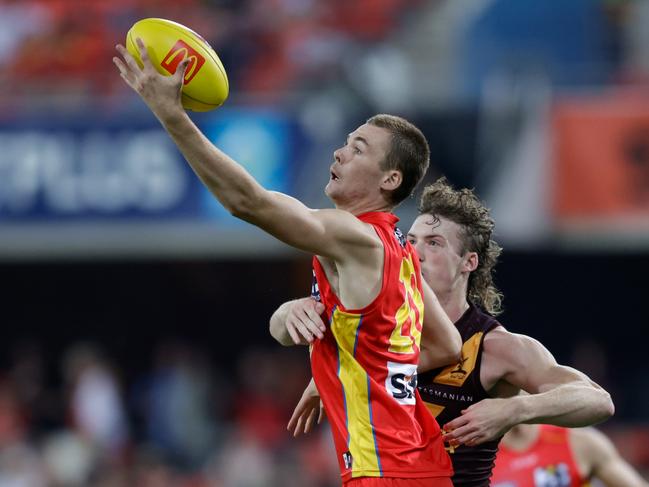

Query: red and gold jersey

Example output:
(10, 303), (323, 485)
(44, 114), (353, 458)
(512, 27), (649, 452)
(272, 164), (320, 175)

(310, 212), (453, 483)
(492, 425), (589, 487)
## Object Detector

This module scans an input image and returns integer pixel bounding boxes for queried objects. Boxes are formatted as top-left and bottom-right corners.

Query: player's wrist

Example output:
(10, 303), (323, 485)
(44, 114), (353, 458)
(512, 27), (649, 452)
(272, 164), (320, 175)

(305, 378), (319, 397)
(152, 101), (186, 126)
(507, 395), (532, 426)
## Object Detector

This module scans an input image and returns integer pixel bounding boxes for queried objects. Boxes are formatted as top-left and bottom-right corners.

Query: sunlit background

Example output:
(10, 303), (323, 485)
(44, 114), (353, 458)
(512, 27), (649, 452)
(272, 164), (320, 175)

(0, 0), (648, 486)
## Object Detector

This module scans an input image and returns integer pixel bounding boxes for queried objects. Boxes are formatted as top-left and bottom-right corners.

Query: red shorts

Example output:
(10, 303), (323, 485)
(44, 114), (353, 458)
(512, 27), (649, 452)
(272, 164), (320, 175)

(344, 477), (453, 487)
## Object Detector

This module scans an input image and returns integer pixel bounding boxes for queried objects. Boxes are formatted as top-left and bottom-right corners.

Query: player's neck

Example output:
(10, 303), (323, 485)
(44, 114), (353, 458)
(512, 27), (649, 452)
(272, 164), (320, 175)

(333, 196), (393, 216)
(439, 291), (470, 324)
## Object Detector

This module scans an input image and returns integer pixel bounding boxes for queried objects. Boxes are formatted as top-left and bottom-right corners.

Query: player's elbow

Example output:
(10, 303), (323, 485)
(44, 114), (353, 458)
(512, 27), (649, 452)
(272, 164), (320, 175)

(446, 330), (462, 363)
(226, 196), (256, 220)
(419, 340), (461, 372)
(600, 389), (615, 420)
(447, 345), (462, 366)
(585, 387), (615, 424)
(225, 187), (268, 221)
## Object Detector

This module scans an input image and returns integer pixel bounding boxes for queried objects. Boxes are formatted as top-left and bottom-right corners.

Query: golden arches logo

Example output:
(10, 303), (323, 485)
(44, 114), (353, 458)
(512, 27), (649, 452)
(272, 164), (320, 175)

(161, 40), (206, 84)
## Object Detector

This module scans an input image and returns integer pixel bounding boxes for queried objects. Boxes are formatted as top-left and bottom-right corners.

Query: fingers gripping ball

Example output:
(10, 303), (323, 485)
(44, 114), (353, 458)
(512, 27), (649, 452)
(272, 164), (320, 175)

(126, 18), (228, 112)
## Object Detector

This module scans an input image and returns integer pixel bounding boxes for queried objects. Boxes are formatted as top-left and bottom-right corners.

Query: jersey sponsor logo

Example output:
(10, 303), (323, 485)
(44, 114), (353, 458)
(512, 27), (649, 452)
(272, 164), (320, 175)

(161, 39), (206, 84)
(433, 332), (483, 387)
(386, 361), (417, 405)
(533, 463), (572, 486)
(342, 451), (353, 470)
(419, 387), (474, 403)
(311, 271), (321, 301)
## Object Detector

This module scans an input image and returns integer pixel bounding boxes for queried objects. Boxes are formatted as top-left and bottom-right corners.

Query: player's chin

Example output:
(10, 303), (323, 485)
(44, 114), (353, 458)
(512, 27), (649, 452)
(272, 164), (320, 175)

(324, 181), (340, 199)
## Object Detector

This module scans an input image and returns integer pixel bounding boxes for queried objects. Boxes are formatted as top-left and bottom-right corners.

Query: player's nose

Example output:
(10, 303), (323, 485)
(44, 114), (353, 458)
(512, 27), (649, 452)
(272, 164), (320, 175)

(333, 147), (343, 163)
(414, 242), (425, 261)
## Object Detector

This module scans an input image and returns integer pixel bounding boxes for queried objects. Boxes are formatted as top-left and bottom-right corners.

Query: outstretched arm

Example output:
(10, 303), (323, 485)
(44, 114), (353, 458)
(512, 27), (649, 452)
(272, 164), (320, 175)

(444, 330), (614, 446)
(572, 427), (649, 487)
(113, 39), (376, 260)
(418, 280), (462, 371)
(270, 297), (326, 346)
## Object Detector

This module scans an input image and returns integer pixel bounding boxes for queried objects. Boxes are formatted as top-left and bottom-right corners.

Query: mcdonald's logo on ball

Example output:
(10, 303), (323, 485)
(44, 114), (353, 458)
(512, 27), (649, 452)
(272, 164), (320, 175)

(161, 40), (206, 84)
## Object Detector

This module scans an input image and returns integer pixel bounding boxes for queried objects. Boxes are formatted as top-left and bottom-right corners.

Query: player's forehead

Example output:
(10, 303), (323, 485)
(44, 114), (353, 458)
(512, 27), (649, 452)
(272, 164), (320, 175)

(348, 123), (391, 150)
(408, 214), (462, 239)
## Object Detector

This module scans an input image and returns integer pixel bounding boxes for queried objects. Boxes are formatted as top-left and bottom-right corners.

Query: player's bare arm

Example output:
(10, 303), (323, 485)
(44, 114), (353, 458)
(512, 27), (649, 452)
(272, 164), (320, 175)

(418, 280), (462, 371)
(444, 329), (614, 446)
(269, 297), (326, 346)
(571, 427), (649, 487)
(113, 39), (383, 263)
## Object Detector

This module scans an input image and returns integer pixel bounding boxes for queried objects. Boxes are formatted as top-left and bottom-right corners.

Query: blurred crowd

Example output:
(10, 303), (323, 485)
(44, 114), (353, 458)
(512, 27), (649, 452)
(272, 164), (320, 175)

(0, 0), (648, 127)
(0, 341), (340, 487)
(0, 0), (422, 104)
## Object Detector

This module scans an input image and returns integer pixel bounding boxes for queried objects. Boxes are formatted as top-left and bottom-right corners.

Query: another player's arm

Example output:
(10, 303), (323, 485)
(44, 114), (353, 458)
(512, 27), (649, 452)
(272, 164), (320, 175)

(444, 330), (614, 446)
(113, 39), (375, 260)
(270, 297), (325, 346)
(418, 280), (462, 372)
(491, 332), (614, 426)
(571, 427), (649, 487)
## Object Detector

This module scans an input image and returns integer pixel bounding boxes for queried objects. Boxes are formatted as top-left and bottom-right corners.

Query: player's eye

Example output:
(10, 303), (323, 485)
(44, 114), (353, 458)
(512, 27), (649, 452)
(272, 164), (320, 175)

(354, 146), (362, 154)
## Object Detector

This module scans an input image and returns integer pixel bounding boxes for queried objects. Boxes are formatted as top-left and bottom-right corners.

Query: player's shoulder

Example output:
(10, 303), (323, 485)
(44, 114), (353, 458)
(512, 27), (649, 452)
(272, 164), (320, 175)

(483, 328), (545, 351)
(312, 208), (382, 247)
(569, 427), (617, 458)
(482, 328), (551, 372)
(483, 326), (526, 353)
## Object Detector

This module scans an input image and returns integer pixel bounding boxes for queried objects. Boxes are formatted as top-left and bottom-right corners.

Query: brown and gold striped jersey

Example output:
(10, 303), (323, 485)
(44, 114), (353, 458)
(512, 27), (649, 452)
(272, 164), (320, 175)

(418, 303), (501, 487)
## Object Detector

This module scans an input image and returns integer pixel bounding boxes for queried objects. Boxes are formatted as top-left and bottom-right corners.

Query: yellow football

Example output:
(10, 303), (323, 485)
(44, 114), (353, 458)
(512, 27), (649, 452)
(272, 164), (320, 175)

(126, 18), (229, 112)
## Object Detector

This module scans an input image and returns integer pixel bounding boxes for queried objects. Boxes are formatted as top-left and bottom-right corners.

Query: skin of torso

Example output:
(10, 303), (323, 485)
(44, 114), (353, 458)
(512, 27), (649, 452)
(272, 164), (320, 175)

(315, 234), (384, 311)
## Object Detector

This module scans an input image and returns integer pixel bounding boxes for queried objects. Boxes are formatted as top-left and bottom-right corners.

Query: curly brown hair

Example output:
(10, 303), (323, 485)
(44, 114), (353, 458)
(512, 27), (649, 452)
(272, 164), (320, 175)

(418, 177), (503, 316)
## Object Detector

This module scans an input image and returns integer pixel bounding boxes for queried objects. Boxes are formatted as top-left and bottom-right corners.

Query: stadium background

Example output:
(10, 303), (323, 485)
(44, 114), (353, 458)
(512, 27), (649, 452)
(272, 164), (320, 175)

(0, 0), (648, 485)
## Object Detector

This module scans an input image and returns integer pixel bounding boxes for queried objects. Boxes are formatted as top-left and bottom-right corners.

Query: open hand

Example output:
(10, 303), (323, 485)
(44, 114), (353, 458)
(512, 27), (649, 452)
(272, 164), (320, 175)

(287, 378), (325, 436)
(443, 397), (515, 447)
(113, 38), (189, 120)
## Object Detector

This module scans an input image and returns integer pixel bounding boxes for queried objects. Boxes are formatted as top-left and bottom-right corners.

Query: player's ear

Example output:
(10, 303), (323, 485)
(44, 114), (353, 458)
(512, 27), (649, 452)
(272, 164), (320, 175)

(464, 252), (478, 273)
(381, 170), (402, 192)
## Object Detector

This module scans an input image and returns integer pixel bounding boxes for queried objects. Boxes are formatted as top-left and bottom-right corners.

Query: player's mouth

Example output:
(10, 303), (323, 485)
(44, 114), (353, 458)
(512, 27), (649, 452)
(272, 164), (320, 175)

(330, 167), (340, 181)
